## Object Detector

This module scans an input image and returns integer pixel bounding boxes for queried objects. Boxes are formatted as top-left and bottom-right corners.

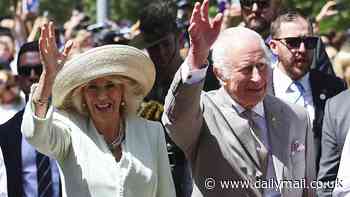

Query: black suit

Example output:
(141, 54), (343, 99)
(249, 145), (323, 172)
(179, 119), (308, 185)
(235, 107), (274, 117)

(309, 70), (347, 171)
(311, 38), (335, 76)
(0, 110), (24, 197)
(269, 69), (346, 172)
(0, 109), (61, 197)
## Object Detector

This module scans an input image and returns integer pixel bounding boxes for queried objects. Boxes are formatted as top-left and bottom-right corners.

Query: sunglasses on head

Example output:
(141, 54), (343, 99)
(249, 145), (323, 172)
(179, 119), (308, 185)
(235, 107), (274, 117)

(17, 65), (43, 76)
(274, 36), (318, 50)
(240, 0), (270, 10)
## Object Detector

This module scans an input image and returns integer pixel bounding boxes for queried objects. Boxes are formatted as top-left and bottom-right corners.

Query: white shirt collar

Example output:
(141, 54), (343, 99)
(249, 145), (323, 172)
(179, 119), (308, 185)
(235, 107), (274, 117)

(222, 88), (265, 118)
(274, 63), (311, 93)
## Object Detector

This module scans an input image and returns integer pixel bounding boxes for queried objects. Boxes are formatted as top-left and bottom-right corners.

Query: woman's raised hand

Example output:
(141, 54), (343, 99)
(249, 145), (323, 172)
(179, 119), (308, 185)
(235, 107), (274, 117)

(187, 0), (223, 69)
(39, 22), (73, 79)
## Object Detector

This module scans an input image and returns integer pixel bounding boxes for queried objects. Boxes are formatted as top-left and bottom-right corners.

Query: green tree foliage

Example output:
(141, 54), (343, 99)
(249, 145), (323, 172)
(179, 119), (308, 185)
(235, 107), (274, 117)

(1, 0), (16, 17)
(284, 0), (350, 34)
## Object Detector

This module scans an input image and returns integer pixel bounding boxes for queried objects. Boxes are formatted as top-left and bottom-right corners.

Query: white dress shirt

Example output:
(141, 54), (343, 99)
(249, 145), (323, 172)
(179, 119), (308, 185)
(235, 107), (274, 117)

(0, 147), (7, 197)
(273, 66), (315, 123)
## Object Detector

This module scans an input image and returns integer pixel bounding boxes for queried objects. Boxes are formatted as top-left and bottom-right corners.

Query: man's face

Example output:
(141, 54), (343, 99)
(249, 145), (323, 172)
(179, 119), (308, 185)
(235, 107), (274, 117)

(146, 33), (179, 83)
(270, 18), (316, 80)
(241, 0), (280, 36)
(222, 41), (269, 109)
(17, 51), (42, 95)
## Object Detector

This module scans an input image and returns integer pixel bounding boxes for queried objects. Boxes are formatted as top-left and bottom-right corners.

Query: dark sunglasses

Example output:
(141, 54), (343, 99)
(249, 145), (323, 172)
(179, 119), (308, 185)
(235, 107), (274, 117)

(240, 0), (270, 10)
(17, 65), (43, 76)
(274, 36), (318, 50)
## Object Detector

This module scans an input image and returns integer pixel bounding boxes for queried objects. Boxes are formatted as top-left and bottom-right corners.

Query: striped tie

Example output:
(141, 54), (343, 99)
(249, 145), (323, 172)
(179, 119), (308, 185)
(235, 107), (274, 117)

(36, 151), (53, 197)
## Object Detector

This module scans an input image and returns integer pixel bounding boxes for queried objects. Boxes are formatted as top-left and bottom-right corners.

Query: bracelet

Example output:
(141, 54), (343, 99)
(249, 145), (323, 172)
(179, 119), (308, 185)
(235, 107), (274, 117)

(33, 98), (50, 106)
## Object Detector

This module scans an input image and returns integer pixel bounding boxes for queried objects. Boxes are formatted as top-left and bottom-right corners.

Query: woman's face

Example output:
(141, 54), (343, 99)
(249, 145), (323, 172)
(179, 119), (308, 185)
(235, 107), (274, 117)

(82, 77), (123, 123)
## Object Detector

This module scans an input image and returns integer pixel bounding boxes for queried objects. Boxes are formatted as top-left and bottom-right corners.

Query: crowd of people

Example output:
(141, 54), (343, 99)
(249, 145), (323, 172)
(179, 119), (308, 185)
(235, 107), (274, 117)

(0, 0), (349, 196)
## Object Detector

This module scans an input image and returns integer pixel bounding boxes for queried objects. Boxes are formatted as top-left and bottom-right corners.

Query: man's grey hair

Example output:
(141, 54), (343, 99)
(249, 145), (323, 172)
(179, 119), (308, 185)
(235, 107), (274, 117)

(211, 27), (272, 81)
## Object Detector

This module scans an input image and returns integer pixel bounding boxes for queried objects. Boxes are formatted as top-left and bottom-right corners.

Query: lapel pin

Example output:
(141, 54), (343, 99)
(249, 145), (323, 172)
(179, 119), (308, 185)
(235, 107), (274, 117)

(271, 117), (277, 127)
(320, 93), (326, 100)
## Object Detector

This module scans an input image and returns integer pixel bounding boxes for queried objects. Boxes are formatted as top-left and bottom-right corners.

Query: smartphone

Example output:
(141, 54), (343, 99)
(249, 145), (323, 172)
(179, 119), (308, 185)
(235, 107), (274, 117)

(22, 0), (40, 14)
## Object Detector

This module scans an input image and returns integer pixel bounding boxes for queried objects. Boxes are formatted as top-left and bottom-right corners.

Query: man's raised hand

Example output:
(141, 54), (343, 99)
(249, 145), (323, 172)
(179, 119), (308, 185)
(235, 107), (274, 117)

(188, 0), (223, 69)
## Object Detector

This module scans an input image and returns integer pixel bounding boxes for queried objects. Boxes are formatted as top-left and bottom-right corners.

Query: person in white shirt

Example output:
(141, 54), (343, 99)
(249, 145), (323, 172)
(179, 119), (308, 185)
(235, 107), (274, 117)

(268, 10), (346, 174)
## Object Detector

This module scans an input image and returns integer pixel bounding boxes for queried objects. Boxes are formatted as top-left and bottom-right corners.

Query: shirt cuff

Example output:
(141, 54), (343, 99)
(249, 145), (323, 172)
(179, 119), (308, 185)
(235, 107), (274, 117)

(181, 60), (208, 84)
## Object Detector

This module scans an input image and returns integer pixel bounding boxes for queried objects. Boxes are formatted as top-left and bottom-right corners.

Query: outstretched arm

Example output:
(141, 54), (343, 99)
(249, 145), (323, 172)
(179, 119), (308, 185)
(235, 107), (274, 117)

(34, 22), (73, 117)
(162, 0), (223, 154)
(21, 22), (73, 161)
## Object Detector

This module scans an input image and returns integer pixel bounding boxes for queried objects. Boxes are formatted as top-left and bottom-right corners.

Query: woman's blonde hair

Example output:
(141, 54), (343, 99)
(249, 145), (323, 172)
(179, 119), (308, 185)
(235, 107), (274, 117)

(334, 42), (350, 79)
(70, 75), (144, 117)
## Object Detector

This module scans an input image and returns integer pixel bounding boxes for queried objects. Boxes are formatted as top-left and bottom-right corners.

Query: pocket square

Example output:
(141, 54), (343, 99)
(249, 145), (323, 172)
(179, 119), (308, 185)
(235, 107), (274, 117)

(291, 140), (305, 155)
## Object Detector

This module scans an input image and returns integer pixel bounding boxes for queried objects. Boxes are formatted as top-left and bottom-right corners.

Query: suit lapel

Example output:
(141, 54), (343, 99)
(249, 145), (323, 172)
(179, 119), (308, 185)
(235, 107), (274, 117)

(309, 70), (331, 139)
(211, 88), (261, 170)
(0, 110), (25, 197)
(263, 96), (289, 183)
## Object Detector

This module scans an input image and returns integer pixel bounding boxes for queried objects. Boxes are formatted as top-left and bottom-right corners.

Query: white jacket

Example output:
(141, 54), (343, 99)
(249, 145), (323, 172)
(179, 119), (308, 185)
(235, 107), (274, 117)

(21, 93), (176, 197)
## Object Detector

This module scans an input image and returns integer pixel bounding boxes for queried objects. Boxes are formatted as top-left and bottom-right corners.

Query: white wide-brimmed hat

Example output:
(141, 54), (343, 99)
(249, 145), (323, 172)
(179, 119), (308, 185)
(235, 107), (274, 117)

(52, 44), (156, 111)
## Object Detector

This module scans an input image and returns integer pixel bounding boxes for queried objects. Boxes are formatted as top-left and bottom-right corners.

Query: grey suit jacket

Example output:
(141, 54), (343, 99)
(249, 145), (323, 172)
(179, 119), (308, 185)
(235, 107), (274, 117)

(162, 69), (316, 197)
(317, 89), (350, 197)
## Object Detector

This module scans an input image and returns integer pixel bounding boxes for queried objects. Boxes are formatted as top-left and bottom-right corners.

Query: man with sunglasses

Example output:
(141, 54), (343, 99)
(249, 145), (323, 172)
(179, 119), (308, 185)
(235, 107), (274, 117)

(240, 0), (282, 39)
(0, 41), (62, 197)
(268, 11), (346, 175)
(239, 0), (335, 76)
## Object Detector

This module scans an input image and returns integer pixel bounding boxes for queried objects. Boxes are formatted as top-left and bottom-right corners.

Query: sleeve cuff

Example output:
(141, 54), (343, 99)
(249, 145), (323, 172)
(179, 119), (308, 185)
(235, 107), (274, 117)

(181, 59), (208, 84)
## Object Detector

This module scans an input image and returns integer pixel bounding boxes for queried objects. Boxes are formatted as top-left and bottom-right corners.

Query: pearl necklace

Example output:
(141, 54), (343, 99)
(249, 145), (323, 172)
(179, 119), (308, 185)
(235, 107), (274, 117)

(108, 121), (125, 152)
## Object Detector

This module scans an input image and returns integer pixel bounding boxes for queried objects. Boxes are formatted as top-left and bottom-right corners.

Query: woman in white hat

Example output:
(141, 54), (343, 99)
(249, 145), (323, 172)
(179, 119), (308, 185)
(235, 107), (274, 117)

(21, 22), (176, 197)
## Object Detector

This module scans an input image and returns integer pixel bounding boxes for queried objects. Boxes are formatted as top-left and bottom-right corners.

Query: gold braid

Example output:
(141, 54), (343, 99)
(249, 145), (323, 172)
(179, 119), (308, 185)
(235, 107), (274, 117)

(137, 100), (164, 121)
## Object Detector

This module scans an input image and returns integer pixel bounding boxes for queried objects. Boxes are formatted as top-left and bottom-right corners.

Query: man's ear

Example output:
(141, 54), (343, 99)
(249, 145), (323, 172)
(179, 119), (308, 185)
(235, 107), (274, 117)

(269, 40), (279, 55)
(213, 66), (226, 86)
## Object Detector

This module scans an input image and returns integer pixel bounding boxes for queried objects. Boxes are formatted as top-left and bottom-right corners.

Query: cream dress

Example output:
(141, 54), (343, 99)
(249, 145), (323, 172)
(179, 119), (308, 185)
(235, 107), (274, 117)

(21, 91), (176, 197)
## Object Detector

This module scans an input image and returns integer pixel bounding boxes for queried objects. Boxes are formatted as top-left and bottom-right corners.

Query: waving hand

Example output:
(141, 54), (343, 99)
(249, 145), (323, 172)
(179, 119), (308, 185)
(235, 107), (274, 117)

(187, 0), (223, 69)
(39, 22), (73, 79)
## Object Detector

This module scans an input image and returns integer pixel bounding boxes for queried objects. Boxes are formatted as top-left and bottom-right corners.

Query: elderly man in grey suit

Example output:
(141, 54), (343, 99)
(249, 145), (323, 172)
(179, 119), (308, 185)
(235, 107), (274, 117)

(162, 0), (316, 196)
